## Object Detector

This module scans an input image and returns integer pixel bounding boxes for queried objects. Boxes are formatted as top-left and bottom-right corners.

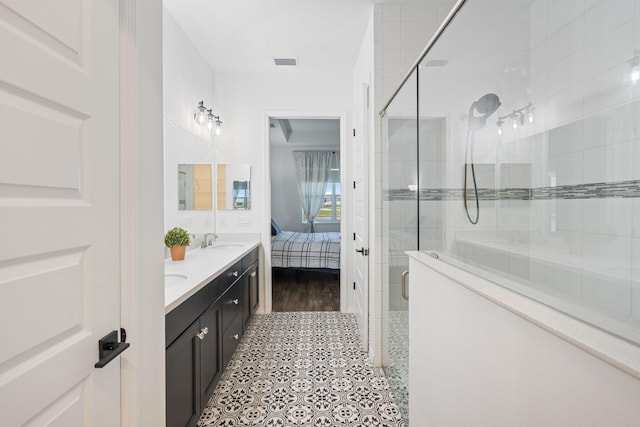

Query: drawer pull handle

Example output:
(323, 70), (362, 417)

(250, 272), (257, 278)
(202, 327), (208, 334)
(232, 299), (239, 305)
(232, 271), (239, 277)
(196, 331), (205, 340)
(233, 334), (239, 340)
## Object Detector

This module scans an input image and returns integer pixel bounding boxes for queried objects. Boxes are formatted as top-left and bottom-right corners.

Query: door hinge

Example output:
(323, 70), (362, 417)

(353, 128), (356, 137)
(353, 233), (356, 240)
(353, 281), (356, 290)
(353, 181), (356, 189)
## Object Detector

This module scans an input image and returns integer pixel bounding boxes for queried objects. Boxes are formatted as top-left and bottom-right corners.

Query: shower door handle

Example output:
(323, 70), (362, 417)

(401, 270), (409, 300)
(355, 247), (369, 256)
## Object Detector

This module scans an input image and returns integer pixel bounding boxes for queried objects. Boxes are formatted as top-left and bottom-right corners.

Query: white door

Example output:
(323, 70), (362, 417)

(352, 83), (370, 348)
(0, 1), (122, 426)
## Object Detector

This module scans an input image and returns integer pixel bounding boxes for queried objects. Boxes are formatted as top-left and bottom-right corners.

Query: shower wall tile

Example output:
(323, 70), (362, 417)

(530, 1), (548, 48)
(553, 199), (583, 232)
(530, 41), (547, 77)
(400, 3), (438, 23)
(582, 198), (633, 237)
(402, 21), (438, 52)
(546, 262), (583, 298)
(473, 22), (510, 51)
(383, 48), (404, 78)
(547, 51), (584, 97)
(548, 121), (584, 156)
(547, 14), (584, 65)
(547, 0), (585, 36)
(582, 233), (633, 274)
(634, 199), (640, 238)
(583, 141), (633, 183)
(381, 21), (402, 50)
(633, 139), (640, 179)
(583, 20), (634, 79)
(632, 238), (640, 320)
(584, 0), (635, 43)
(382, 3), (401, 22)
(510, 22), (531, 51)
(583, 64), (633, 115)
(546, 230), (583, 266)
(582, 271), (632, 316)
(548, 152), (584, 185)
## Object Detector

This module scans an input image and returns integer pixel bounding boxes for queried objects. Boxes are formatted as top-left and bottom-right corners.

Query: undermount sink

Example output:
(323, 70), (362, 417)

(165, 274), (188, 287)
(206, 243), (244, 250)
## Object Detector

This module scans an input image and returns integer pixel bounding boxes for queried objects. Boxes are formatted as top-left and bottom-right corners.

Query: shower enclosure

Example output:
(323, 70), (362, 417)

(381, 0), (640, 423)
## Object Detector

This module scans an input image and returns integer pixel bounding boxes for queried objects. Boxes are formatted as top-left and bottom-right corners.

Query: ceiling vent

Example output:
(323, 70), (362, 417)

(423, 59), (449, 67)
(273, 58), (298, 66)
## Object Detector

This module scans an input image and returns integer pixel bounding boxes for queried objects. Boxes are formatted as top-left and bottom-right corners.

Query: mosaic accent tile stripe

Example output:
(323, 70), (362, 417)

(385, 180), (640, 201)
(198, 312), (405, 427)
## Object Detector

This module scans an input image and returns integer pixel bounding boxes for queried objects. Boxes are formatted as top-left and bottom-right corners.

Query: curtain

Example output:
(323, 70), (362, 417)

(292, 151), (334, 232)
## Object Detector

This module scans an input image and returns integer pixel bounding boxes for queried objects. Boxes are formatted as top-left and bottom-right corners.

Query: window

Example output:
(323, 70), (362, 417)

(302, 165), (341, 224)
(317, 181), (341, 222)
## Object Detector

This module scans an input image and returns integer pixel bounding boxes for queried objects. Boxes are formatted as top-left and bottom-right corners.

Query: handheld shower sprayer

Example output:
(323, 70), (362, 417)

(464, 93), (501, 224)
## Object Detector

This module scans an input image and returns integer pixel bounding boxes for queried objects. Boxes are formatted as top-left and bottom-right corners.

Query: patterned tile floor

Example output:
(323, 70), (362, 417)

(198, 312), (405, 426)
(384, 311), (409, 426)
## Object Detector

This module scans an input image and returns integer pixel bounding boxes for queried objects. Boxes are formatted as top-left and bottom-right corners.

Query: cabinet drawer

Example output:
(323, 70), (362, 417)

(221, 280), (243, 328)
(219, 260), (242, 291)
(222, 314), (242, 369)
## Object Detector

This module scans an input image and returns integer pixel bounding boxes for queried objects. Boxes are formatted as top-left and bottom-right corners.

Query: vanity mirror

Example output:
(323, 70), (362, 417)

(178, 164), (212, 210)
(217, 164), (251, 210)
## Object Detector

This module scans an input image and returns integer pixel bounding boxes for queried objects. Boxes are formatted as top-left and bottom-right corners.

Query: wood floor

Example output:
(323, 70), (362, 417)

(271, 268), (340, 312)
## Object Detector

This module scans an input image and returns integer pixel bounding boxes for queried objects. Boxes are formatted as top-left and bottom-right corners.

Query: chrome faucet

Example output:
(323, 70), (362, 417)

(202, 233), (219, 248)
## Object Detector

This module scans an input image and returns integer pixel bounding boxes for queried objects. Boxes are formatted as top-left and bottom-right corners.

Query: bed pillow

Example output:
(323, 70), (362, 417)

(271, 219), (282, 236)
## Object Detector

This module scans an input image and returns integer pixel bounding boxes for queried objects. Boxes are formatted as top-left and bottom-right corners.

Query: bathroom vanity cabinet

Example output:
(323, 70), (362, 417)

(165, 247), (259, 427)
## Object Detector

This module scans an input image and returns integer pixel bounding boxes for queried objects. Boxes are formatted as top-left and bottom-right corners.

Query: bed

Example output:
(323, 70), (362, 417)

(271, 220), (340, 272)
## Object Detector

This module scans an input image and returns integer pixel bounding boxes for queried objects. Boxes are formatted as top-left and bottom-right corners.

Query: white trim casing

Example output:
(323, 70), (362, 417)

(120, 1), (166, 425)
(263, 111), (350, 314)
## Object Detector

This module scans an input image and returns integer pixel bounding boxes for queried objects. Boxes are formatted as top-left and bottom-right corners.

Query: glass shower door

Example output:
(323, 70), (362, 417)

(382, 71), (418, 426)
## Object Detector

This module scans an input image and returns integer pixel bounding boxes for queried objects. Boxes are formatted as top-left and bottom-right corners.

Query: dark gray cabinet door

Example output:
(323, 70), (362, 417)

(199, 302), (222, 404)
(166, 321), (201, 427)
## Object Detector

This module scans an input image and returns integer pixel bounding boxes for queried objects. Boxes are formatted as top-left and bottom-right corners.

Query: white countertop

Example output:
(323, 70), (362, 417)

(164, 239), (260, 314)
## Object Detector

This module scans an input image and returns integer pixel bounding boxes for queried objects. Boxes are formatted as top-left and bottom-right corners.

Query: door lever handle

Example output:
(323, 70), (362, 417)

(355, 247), (369, 256)
(401, 270), (409, 300)
(95, 329), (130, 368)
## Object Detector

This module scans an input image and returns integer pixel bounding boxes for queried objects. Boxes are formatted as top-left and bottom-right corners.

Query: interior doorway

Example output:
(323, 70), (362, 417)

(267, 116), (345, 312)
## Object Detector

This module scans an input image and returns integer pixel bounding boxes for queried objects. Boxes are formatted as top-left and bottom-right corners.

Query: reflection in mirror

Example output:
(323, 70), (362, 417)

(178, 164), (212, 210)
(217, 164), (251, 210)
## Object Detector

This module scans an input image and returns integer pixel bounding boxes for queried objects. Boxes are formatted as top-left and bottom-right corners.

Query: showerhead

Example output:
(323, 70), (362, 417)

(468, 93), (501, 132)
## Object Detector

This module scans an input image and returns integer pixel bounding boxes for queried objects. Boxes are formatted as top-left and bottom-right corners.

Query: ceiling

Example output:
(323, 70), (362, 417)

(269, 118), (340, 146)
(163, 0), (377, 74)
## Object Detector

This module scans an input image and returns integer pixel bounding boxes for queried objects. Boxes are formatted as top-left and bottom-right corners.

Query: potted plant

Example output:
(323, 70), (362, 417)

(164, 227), (191, 261)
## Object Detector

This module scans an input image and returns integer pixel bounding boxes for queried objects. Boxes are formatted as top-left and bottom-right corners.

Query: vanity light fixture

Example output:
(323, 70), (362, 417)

(496, 102), (534, 135)
(194, 101), (222, 135)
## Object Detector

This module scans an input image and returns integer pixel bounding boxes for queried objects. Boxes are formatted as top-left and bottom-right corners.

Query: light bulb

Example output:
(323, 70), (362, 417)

(528, 109), (534, 123)
(215, 119), (222, 136)
(512, 116), (518, 130)
(206, 109), (214, 131)
(194, 101), (207, 125)
(497, 120), (503, 135)
(631, 65), (640, 84)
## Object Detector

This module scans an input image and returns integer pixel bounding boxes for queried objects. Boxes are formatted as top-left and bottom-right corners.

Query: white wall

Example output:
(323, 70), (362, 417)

(163, 9), (216, 237)
(409, 255), (640, 426)
(211, 71), (352, 312)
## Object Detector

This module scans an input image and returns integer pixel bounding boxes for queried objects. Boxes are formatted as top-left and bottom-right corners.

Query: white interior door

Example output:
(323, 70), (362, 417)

(0, 1), (122, 425)
(352, 84), (370, 348)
